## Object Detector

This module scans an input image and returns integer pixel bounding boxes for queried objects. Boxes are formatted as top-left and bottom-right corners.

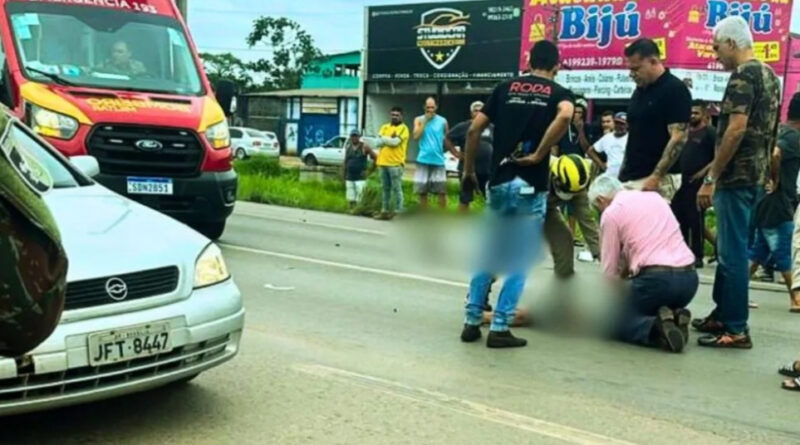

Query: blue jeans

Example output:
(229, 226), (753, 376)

(380, 166), (404, 213)
(749, 221), (794, 272)
(713, 186), (759, 334)
(618, 269), (699, 346)
(465, 177), (547, 332)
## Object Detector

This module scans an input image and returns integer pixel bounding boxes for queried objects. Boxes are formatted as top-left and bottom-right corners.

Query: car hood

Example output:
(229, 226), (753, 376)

(44, 185), (209, 283)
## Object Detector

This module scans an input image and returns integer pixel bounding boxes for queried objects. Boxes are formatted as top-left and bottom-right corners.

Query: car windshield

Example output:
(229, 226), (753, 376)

(5, 123), (84, 189)
(7, 3), (204, 96)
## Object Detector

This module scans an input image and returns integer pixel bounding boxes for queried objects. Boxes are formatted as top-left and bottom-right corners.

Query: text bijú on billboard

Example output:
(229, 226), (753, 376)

(522, 0), (793, 99)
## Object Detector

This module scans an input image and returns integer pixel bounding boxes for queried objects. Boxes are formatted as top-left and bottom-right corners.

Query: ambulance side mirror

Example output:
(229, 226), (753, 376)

(215, 80), (236, 117)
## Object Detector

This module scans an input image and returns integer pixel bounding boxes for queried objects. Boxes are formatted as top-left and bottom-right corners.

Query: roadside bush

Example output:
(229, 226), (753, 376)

(233, 156), (283, 177)
(234, 158), (481, 216)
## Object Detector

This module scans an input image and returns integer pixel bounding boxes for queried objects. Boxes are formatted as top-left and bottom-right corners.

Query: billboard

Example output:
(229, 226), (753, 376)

(521, 0), (794, 99)
(367, 0), (524, 82)
(782, 37), (800, 119)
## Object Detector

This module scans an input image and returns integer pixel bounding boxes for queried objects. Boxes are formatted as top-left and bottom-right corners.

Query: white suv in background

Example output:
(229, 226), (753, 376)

(0, 117), (245, 416)
(230, 127), (280, 160)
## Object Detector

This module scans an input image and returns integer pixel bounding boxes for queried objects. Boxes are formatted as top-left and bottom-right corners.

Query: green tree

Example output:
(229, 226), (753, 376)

(199, 52), (254, 92)
(246, 17), (322, 91)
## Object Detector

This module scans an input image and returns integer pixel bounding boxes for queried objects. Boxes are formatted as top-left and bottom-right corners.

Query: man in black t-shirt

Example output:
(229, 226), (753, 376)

(751, 93), (800, 309)
(557, 97), (590, 158)
(671, 100), (716, 266)
(460, 40), (574, 349)
(619, 39), (691, 201)
(448, 101), (493, 212)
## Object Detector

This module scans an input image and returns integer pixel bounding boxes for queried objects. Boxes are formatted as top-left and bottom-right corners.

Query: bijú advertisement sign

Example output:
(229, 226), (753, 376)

(521, 0), (794, 99)
(782, 37), (800, 119)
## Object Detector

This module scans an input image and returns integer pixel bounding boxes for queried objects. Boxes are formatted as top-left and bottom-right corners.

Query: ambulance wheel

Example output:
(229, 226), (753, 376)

(196, 221), (226, 240)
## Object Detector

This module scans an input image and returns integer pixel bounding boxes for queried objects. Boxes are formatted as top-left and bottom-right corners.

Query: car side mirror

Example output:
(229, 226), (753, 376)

(70, 155), (100, 178)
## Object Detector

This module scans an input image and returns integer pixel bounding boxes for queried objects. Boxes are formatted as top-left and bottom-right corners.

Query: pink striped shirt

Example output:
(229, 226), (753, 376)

(600, 191), (695, 278)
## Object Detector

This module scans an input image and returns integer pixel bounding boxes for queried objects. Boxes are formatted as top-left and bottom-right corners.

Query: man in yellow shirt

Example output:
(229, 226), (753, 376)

(375, 107), (410, 220)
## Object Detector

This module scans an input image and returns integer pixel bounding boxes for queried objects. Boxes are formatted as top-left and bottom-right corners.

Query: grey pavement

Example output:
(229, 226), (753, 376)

(2, 202), (800, 444)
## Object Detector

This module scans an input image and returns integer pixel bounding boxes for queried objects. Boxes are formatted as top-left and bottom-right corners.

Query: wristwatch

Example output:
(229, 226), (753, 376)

(703, 175), (715, 186)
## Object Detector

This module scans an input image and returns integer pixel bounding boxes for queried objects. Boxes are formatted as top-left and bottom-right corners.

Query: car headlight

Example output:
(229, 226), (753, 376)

(194, 243), (231, 288)
(205, 120), (231, 149)
(30, 104), (79, 139)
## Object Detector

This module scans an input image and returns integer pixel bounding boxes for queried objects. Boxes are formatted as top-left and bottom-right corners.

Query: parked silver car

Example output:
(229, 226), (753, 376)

(230, 127), (280, 160)
(0, 115), (245, 416)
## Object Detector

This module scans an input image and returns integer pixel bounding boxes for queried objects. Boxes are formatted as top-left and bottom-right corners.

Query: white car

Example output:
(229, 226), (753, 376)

(230, 127), (280, 160)
(301, 135), (348, 166)
(0, 120), (245, 416)
(302, 135), (459, 174)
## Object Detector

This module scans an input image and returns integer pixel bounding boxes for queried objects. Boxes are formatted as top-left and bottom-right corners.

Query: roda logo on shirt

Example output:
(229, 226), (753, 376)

(509, 82), (552, 96)
(415, 8), (470, 70)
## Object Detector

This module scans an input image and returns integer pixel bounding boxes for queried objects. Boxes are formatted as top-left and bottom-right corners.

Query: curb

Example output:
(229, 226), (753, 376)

(698, 274), (787, 293)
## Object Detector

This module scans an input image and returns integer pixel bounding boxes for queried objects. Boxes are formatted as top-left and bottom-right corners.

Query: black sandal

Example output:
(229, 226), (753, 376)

(781, 377), (800, 392)
(779, 361), (800, 378)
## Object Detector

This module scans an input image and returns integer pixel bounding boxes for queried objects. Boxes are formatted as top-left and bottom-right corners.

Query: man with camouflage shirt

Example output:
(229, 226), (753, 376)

(0, 112), (67, 357)
(695, 16), (781, 349)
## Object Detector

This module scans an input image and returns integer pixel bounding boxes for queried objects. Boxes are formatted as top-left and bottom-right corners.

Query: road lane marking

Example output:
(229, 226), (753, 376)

(233, 211), (388, 236)
(220, 243), (468, 288)
(295, 364), (638, 445)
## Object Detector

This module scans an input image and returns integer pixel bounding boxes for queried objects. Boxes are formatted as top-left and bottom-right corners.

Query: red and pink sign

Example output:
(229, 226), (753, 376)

(782, 37), (800, 119)
(521, 0), (793, 75)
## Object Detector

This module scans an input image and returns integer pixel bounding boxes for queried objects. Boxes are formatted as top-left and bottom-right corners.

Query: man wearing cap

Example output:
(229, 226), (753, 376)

(619, 38), (691, 201)
(447, 101), (494, 212)
(588, 112), (628, 179)
(342, 129), (377, 210)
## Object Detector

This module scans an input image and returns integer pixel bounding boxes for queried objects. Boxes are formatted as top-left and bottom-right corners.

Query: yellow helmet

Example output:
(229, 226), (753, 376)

(551, 154), (591, 194)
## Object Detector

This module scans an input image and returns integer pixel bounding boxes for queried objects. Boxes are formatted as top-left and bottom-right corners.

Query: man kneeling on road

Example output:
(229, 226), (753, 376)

(589, 175), (699, 352)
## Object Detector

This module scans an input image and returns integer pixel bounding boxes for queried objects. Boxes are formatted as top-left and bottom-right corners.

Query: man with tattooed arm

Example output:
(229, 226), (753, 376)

(618, 38), (691, 202)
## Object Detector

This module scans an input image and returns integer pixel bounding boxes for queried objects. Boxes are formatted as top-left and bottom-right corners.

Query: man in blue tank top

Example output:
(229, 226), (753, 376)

(413, 97), (459, 210)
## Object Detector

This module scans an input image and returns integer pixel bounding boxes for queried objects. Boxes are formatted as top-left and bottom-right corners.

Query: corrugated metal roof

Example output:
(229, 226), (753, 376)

(243, 89), (359, 98)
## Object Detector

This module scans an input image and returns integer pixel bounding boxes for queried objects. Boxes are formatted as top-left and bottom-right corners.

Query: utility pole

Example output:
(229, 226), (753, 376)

(176, 0), (188, 20)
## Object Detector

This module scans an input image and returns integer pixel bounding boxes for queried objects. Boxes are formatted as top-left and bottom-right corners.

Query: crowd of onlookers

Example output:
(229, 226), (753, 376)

(342, 15), (800, 391)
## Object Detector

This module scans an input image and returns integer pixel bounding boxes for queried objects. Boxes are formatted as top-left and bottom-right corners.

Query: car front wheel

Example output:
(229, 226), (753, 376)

(235, 148), (247, 160)
(304, 155), (318, 166)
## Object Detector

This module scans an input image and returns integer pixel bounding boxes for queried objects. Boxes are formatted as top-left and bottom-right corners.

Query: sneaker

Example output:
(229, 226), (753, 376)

(654, 306), (685, 353)
(576, 251), (595, 263)
(674, 308), (692, 343)
(697, 332), (753, 349)
(373, 212), (393, 221)
(486, 330), (527, 348)
(460, 324), (482, 343)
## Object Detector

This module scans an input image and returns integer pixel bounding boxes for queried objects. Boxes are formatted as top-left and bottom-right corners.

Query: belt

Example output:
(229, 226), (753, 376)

(640, 265), (696, 274)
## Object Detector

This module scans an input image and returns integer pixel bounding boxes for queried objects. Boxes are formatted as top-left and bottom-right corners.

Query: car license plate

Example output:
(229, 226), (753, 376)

(127, 177), (173, 195)
(88, 322), (172, 366)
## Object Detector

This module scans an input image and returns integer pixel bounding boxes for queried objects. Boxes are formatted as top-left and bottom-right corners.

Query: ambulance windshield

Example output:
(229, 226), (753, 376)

(7, 3), (204, 96)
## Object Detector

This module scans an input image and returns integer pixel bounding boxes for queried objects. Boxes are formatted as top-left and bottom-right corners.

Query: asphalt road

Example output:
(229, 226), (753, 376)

(3, 202), (800, 445)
